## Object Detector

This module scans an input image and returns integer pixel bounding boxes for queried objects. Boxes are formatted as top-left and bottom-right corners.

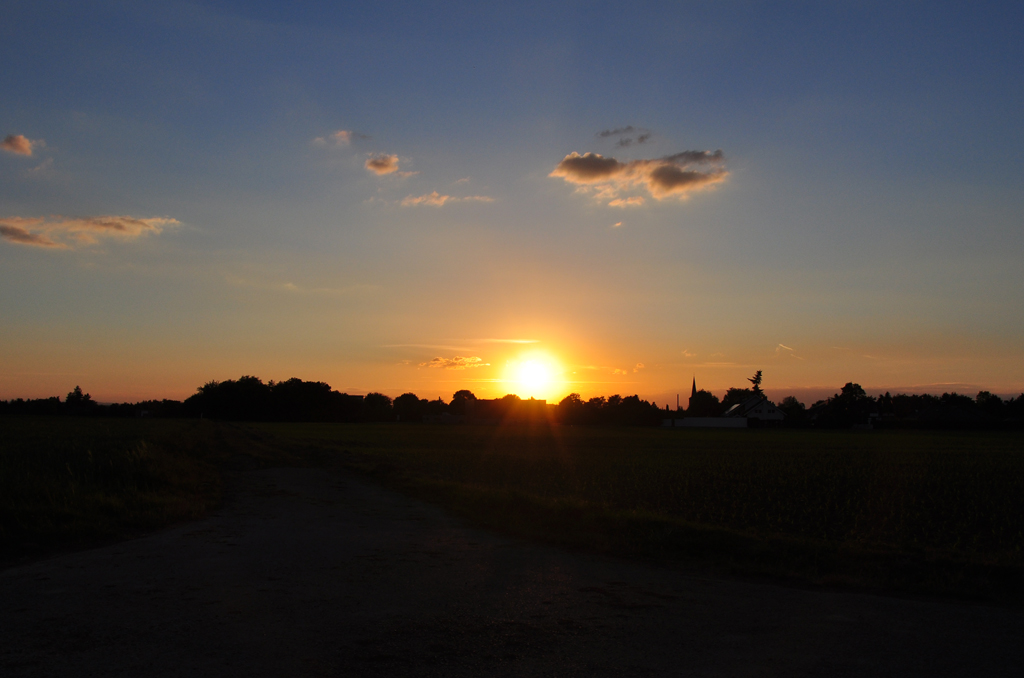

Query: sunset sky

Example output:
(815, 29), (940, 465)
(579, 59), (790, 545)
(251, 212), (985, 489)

(2, 1), (1023, 405)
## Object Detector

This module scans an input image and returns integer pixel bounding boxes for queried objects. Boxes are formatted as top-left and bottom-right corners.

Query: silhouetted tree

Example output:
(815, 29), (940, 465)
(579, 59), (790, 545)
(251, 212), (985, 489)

(557, 393), (586, 424)
(721, 388), (754, 411)
(687, 390), (721, 417)
(393, 392), (424, 422)
(976, 391), (1005, 420)
(361, 392), (393, 422)
(748, 370), (763, 396)
(449, 389), (477, 416)
(778, 395), (806, 422)
(65, 385), (97, 414)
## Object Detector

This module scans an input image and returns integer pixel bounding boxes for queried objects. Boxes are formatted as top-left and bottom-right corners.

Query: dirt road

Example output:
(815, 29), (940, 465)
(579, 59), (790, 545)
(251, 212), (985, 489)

(2, 466), (1021, 676)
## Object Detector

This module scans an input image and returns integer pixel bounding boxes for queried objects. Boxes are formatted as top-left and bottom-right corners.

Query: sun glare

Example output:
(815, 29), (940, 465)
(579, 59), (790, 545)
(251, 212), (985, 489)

(505, 354), (563, 400)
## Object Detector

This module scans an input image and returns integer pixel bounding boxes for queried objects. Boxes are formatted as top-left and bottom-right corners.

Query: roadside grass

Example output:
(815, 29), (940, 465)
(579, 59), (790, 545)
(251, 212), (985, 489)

(0, 417), (230, 561)
(247, 422), (1024, 603)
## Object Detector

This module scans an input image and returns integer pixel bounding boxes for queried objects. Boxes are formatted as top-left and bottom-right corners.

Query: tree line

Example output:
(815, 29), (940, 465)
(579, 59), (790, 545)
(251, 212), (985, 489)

(2, 375), (1024, 428)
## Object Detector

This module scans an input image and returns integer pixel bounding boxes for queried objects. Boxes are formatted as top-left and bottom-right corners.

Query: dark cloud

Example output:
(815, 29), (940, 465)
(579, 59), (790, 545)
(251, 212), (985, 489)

(661, 150), (724, 164)
(597, 126), (636, 138)
(549, 152), (625, 182)
(636, 133), (651, 144)
(550, 149), (728, 202)
(0, 223), (63, 248)
(364, 153), (400, 175)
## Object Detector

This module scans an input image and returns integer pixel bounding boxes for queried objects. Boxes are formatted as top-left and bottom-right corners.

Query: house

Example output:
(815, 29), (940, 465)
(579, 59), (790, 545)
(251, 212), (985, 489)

(724, 395), (785, 422)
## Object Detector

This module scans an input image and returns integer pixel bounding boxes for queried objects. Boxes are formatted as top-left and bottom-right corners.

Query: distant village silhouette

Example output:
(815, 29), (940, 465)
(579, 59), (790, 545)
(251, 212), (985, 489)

(3, 372), (1023, 429)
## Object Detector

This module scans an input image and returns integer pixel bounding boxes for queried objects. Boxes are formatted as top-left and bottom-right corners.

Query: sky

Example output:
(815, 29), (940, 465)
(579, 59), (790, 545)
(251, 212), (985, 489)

(2, 0), (1023, 405)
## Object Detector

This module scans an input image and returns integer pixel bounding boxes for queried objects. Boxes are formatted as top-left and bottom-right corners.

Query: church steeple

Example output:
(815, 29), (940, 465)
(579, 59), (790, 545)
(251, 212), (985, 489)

(688, 376), (697, 411)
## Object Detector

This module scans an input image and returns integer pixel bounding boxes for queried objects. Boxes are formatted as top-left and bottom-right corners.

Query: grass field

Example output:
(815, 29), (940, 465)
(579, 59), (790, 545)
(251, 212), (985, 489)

(4, 417), (1023, 602)
(247, 422), (1024, 602)
(0, 417), (228, 561)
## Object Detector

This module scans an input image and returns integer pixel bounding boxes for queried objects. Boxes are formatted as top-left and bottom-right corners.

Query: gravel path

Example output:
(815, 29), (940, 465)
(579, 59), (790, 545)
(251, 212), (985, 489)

(2, 466), (1021, 677)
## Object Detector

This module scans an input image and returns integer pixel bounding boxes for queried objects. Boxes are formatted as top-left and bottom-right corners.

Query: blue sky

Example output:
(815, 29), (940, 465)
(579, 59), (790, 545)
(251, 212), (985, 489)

(2, 1), (1023, 403)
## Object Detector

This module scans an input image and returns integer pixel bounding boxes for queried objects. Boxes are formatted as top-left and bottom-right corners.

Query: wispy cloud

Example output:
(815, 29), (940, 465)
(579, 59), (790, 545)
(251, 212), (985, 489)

(480, 338), (539, 344)
(385, 343), (475, 352)
(596, 126), (652, 147)
(633, 363), (645, 373)
(400, 192), (494, 207)
(224, 275), (376, 296)
(550, 149), (727, 203)
(312, 129), (370, 147)
(597, 126), (637, 138)
(1, 134), (43, 156)
(27, 158), (53, 175)
(608, 196), (645, 207)
(775, 343), (804, 360)
(0, 215), (179, 249)
(420, 356), (490, 370)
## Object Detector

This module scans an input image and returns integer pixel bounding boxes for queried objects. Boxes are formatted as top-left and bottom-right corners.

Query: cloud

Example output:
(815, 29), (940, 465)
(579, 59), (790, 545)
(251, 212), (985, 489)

(480, 338), (538, 344)
(400, 192), (494, 207)
(597, 126), (636, 138)
(0, 215), (179, 249)
(313, 129), (369, 146)
(365, 153), (401, 175)
(27, 158), (53, 175)
(550, 149), (727, 203)
(596, 126), (652, 147)
(608, 196), (645, 207)
(633, 363), (645, 373)
(420, 356), (490, 370)
(0, 224), (64, 248)
(612, 368), (628, 375)
(612, 221), (623, 227)
(2, 134), (42, 156)
(775, 343), (803, 360)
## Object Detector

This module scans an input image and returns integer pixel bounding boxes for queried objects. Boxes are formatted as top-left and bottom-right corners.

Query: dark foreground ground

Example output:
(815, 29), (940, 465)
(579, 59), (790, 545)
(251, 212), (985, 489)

(2, 463), (1022, 677)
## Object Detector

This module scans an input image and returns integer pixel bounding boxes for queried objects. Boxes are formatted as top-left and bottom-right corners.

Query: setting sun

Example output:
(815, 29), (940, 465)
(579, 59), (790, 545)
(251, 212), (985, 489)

(504, 354), (563, 401)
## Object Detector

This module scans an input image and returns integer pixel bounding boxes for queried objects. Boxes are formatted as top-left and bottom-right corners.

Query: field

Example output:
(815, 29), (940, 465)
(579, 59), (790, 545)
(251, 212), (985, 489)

(248, 422), (1024, 601)
(3, 417), (1023, 602)
(0, 418), (228, 561)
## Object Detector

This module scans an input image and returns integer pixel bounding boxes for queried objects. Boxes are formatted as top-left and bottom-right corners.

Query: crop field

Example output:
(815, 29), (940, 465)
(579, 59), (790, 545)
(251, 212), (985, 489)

(249, 422), (1024, 601)
(0, 417), (227, 561)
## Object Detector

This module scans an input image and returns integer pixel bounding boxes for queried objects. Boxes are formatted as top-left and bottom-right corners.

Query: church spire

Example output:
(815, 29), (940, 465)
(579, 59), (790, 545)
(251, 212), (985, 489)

(691, 376), (697, 398)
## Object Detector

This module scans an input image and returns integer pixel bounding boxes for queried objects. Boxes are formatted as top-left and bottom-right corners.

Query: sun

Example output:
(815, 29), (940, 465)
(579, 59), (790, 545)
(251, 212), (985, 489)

(517, 360), (551, 392)
(505, 354), (563, 400)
